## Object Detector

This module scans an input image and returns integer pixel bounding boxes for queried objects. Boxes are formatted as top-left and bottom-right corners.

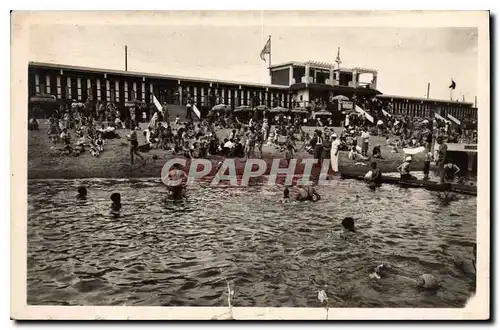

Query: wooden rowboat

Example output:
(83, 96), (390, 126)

(340, 172), (477, 196)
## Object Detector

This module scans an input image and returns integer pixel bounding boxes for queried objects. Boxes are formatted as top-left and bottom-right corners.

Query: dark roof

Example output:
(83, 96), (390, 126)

(28, 61), (289, 90)
(289, 82), (382, 96)
(377, 94), (473, 105)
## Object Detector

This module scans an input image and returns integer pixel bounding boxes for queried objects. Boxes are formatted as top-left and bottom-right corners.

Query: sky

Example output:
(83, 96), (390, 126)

(26, 12), (478, 102)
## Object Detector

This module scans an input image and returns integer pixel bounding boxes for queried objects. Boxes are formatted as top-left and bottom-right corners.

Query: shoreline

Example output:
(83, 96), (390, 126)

(28, 122), (432, 181)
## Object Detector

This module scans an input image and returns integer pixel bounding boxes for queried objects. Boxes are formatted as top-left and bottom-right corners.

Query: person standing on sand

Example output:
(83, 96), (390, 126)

(330, 133), (341, 173)
(127, 128), (144, 165)
(361, 129), (370, 156)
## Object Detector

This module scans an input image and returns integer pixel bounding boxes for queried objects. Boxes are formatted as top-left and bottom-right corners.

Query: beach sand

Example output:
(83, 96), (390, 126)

(27, 121), (428, 180)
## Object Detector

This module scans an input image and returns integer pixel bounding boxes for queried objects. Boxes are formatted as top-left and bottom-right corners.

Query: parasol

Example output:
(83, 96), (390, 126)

(211, 104), (231, 112)
(315, 110), (333, 116)
(234, 105), (252, 112)
(125, 99), (144, 108)
(71, 101), (85, 108)
(30, 94), (57, 103)
(331, 95), (350, 101)
(254, 105), (269, 111)
(269, 106), (289, 113)
(291, 107), (309, 115)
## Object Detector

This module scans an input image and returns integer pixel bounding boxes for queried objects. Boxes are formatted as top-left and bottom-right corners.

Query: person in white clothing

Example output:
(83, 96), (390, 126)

(361, 130), (370, 156)
(330, 133), (341, 173)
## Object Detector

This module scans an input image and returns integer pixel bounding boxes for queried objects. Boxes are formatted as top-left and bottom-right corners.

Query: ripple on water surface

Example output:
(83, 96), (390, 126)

(27, 178), (477, 307)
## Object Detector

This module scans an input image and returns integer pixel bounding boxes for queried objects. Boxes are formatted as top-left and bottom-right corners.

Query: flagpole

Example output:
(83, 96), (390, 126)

(426, 82), (430, 99)
(125, 45), (128, 71)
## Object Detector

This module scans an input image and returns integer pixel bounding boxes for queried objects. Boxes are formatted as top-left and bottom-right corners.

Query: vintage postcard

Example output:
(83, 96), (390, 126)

(11, 10), (490, 320)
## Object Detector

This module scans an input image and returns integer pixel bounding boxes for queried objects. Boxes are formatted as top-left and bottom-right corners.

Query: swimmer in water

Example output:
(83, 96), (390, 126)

(338, 217), (357, 240)
(77, 186), (87, 200)
(278, 186), (290, 203)
(294, 185), (321, 202)
(110, 192), (121, 215)
(370, 263), (441, 290)
(454, 243), (477, 278)
(365, 162), (382, 191)
(341, 217), (356, 232)
(166, 163), (188, 199)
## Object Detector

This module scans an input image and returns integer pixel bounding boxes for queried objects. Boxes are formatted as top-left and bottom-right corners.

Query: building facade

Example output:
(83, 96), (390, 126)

(28, 61), (476, 121)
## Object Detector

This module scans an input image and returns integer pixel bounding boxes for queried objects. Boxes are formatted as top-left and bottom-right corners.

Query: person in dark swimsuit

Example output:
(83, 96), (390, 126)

(166, 163), (188, 199)
(77, 186), (87, 200)
(128, 129), (144, 165)
(295, 185), (321, 202)
(110, 193), (121, 216)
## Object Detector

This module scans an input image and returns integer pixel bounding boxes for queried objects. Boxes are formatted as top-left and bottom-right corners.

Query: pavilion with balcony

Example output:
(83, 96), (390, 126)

(269, 60), (382, 111)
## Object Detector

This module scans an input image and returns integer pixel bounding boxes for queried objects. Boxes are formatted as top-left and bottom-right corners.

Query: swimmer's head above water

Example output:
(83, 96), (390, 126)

(110, 192), (121, 211)
(77, 186), (87, 199)
(283, 186), (290, 198)
(341, 217), (356, 232)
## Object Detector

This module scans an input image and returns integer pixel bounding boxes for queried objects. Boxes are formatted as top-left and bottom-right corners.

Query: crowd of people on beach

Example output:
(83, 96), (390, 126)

(32, 92), (475, 189)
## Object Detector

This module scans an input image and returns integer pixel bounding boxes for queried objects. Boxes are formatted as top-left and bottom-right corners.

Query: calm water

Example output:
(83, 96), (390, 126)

(27, 178), (476, 307)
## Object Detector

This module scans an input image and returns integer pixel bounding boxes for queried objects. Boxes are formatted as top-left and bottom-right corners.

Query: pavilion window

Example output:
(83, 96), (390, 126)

(96, 79), (101, 101)
(45, 75), (51, 94)
(35, 74), (40, 93)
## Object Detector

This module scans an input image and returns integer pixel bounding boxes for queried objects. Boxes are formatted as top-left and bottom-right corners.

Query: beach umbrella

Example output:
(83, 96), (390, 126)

(234, 105), (252, 112)
(331, 95), (350, 101)
(30, 94), (57, 103)
(269, 106), (289, 113)
(254, 105), (269, 111)
(211, 104), (231, 112)
(291, 107), (309, 115)
(315, 110), (333, 117)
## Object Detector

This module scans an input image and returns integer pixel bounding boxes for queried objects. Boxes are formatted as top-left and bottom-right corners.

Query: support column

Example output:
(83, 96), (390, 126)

(329, 68), (334, 86)
(150, 83), (154, 103)
(289, 65), (294, 85)
(372, 73), (378, 90)
(178, 85), (183, 105)
(305, 63), (310, 85)
(221, 88), (225, 104)
(87, 78), (91, 100)
(141, 82), (146, 101)
(352, 70), (358, 88)
(201, 87), (205, 106)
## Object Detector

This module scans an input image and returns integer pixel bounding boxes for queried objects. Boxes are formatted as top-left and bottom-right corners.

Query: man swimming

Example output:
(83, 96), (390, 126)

(77, 186), (87, 200)
(278, 186), (291, 203)
(110, 192), (121, 216)
(294, 185), (321, 202)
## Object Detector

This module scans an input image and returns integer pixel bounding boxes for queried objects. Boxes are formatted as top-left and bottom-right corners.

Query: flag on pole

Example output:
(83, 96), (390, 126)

(260, 36), (271, 61)
(449, 79), (456, 90)
(335, 47), (342, 65)
(447, 113), (461, 125)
